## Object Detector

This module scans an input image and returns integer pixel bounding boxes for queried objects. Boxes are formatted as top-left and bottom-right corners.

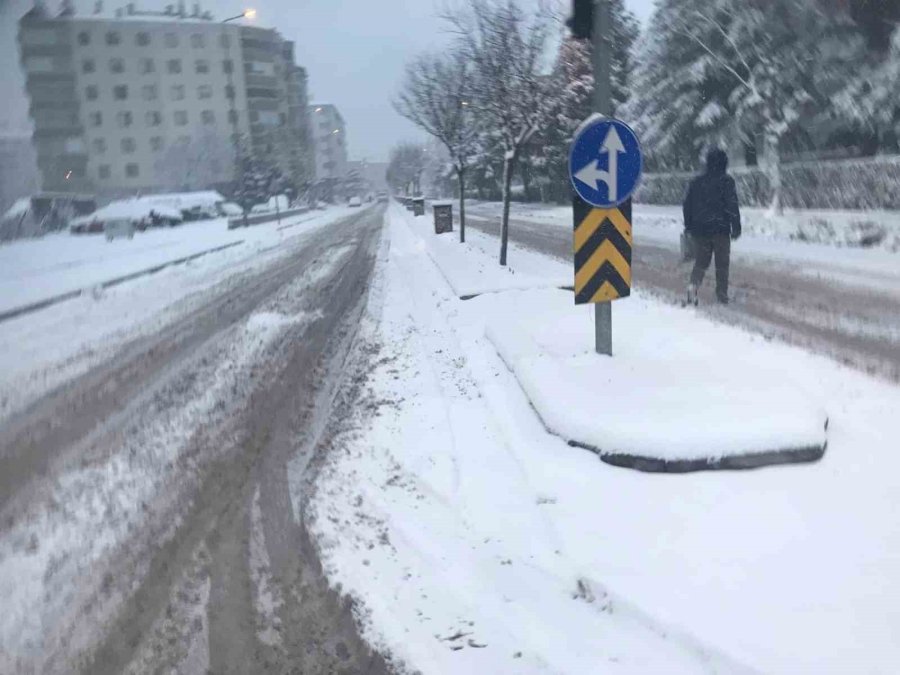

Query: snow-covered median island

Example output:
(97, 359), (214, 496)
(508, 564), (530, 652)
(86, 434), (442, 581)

(310, 204), (900, 674)
(486, 289), (827, 470)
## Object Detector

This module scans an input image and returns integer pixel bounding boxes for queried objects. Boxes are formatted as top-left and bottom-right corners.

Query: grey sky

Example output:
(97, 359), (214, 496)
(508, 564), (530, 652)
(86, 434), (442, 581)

(2, 0), (657, 160)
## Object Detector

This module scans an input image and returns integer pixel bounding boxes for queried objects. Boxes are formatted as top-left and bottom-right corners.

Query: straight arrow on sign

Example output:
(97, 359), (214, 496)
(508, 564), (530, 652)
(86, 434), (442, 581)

(574, 126), (626, 202)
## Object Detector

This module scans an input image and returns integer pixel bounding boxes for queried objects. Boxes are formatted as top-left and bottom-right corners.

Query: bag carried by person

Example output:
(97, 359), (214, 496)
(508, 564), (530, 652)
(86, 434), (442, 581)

(680, 230), (696, 263)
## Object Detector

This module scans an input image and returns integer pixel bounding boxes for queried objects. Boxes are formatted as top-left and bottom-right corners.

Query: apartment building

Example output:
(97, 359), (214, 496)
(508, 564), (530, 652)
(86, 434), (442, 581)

(309, 103), (348, 181)
(18, 2), (312, 197)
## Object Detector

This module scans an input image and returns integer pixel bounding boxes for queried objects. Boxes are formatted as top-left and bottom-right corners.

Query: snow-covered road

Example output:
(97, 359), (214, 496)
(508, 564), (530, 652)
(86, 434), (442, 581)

(0, 205), (390, 673)
(460, 201), (900, 382)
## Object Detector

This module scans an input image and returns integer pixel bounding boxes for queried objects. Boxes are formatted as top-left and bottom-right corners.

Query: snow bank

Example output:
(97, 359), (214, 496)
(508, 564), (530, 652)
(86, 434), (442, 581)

(397, 205), (569, 297)
(485, 289), (827, 468)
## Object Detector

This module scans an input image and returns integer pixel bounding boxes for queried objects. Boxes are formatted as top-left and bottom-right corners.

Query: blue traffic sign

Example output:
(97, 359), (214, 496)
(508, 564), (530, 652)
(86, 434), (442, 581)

(569, 116), (643, 207)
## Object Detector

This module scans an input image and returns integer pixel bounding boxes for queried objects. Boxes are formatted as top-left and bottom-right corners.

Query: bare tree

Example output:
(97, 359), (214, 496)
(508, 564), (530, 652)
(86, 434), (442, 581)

(445, 0), (554, 265)
(395, 49), (476, 242)
(386, 143), (427, 195)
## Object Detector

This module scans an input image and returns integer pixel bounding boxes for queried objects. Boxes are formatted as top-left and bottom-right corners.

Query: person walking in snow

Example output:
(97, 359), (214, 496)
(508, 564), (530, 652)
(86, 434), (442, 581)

(682, 147), (741, 305)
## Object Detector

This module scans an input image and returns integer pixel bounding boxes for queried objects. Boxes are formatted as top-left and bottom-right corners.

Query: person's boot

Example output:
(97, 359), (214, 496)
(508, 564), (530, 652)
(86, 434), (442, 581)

(686, 283), (698, 307)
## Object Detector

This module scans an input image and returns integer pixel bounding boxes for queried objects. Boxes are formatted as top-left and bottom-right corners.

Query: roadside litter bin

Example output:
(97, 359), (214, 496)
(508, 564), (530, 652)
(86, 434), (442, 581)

(432, 201), (453, 234)
(412, 197), (425, 216)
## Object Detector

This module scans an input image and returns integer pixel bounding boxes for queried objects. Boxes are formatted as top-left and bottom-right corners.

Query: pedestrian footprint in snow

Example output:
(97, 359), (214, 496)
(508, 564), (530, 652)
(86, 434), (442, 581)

(682, 148), (742, 305)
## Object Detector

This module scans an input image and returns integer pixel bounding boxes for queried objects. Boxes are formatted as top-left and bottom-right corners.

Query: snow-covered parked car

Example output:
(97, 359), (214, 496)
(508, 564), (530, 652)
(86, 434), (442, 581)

(69, 215), (104, 234)
(348, 196), (362, 207)
(219, 202), (244, 217)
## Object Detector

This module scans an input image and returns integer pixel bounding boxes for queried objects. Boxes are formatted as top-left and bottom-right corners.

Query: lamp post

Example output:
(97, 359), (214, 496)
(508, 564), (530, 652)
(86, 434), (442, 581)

(222, 8), (255, 23)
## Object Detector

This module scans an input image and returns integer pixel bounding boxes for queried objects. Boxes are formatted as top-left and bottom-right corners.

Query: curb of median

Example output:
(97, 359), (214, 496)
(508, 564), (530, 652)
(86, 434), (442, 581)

(0, 240), (244, 325)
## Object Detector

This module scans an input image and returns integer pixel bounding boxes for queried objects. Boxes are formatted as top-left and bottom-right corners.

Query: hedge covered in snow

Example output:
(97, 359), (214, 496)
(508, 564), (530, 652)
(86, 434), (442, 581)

(635, 155), (900, 210)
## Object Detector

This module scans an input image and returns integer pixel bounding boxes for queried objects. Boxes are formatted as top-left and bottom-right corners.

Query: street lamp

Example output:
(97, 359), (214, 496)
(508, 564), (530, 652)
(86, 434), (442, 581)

(222, 8), (255, 23)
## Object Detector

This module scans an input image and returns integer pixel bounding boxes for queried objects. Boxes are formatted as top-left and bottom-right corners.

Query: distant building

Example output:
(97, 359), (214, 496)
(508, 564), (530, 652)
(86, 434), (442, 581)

(309, 103), (348, 181)
(17, 2), (312, 198)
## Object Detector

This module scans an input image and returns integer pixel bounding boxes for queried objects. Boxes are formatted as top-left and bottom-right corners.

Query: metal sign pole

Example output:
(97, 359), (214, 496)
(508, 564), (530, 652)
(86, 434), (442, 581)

(592, 0), (613, 356)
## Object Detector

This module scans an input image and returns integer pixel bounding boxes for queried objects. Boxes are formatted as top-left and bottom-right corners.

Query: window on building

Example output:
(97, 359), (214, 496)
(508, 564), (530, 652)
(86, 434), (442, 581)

(220, 34), (231, 49)
(228, 110), (238, 124)
(150, 136), (164, 152)
(110, 58), (124, 74)
(249, 110), (259, 123)
(146, 111), (162, 127)
(191, 33), (204, 48)
(89, 111), (102, 127)
(113, 85), (128, 100)
(167, 59), (182, 74)
(98, 164), (111, 179)
(177, 135), (191, 147)
(136, 32), (150, 46)
(279, 112), (287, 125)
(106, 31), (121, 46)
(225, 85), (235, 100)
(126, 163), (139, 178)
(165, 33), (178, 48)
(223, 59), (233, 74)
(121, 137), (136, 153)
(141, 84), (158, 101)
(198, 84), (213, 99)
(201, 110), (215, 125)
(77, 31), (90, 46)
(195, 59), (209, 74)
(85, 85), (98, 101)
(170, 85), (185, 101)
(25, 57), (54, 73)
(139, 58), (155, 74)
(174, 110), (188, 126)
(82, 59), (95, 74)
(91, 138), (106, 154)
(117, 111), (133, 128)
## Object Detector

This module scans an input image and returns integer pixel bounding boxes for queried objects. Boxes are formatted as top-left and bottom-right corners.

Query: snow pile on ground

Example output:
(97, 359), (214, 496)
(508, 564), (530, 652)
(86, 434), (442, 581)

(404, 213), (568, 297)
(312, 203), (900, 674)
(486, 288), (827, 467)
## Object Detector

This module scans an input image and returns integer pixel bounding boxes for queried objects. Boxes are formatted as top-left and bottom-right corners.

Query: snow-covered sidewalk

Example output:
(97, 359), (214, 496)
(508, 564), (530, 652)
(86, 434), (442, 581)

(311, 204), (900, 674)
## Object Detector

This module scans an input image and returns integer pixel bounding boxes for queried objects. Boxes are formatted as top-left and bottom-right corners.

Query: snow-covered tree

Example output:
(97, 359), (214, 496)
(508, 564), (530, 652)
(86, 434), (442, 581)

(832, 2), (900, 153)
(628, 0), (854, 212)
(386, 143), (427, 195)
(232, 135), (286, 213)
(395, 49), (477, 241)
(445, 0), (554, 265)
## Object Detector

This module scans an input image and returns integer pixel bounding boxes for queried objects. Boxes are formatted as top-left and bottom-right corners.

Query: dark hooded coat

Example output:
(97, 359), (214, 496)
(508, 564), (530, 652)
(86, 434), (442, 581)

(683, 149), (741, 238)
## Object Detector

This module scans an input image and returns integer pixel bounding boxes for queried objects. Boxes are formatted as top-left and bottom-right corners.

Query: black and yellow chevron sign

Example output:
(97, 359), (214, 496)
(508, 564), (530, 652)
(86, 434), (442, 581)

(573, 198), (632, 304)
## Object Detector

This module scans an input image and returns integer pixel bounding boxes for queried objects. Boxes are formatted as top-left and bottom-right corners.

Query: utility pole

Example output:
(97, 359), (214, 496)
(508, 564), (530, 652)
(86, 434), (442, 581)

(592, 0), (613, 355)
